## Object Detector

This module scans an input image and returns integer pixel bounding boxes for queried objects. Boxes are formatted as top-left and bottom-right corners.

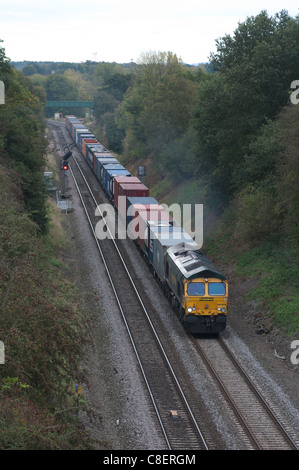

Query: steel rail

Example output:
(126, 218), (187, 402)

(190, 334), (261, 449)
(191, 333), (298, 450)
(218, 337), (299, 450)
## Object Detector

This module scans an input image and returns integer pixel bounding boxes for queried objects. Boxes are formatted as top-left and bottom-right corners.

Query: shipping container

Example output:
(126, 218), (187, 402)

(118, 182), (149, 201)
(77, 133), (95, 152)
(85, 144), (108, 168)
(70, 121), (83, 134)
(104, 169), (131, 197)
(89, 149), (113, 173)
(75, 128), (89, 145)
(128, 205), (174, 252)
(95, 157), (119, 182)
(147, 226), (198, 282)
(65, 116), (79, 134)
(86, 143), (107, 162)
(72, 124), (86, 140)
(82, 138), (99, 160)
(121, 196), (159, 226)
(102, 163), (125, 189)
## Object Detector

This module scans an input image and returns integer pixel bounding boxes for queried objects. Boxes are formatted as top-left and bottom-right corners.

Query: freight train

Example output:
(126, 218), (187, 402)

(65, 115), (228, 334)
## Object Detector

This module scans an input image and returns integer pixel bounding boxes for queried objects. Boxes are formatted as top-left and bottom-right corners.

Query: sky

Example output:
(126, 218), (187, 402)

(1, 0), (298, 64)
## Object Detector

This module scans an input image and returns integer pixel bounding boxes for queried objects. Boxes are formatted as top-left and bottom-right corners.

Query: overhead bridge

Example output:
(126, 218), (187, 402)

(46, 101), (94, 108)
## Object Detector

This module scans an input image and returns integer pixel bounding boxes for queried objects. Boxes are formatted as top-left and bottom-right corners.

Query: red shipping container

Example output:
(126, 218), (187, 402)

(118, 183), (149, 198)
(82, 138), (99, 158)
(114, 176), (141, 207)
(116, 183), (149, 215)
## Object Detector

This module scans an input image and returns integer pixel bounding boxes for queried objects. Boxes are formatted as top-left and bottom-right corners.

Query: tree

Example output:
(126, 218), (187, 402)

(0, 41), (48, 233)
(45, 73), (78, 101)
(192, 11), (299, 195)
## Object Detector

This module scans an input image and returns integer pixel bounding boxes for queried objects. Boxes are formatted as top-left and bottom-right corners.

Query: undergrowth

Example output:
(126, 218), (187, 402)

(234, 238), (299, 336)
(0, 165), (93, 449)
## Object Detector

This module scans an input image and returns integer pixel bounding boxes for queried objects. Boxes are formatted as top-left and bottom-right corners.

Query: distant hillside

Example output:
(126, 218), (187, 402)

(12, 60), (212, 75)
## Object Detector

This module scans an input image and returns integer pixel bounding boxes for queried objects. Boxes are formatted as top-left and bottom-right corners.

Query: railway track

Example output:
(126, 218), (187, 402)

(49, 120), (298, 451)
(191, 335), (298, 450)
(50, 121), (210, 450)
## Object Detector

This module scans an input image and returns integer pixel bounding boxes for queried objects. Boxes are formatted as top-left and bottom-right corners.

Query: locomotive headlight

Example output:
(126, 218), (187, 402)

(187, 307), (192, 313)
(221, 307), (226, 313)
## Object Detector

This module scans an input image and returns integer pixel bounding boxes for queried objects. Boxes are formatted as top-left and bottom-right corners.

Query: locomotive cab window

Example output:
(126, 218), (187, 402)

(187, 282), (205, 296)
(208, 282), (226, 295)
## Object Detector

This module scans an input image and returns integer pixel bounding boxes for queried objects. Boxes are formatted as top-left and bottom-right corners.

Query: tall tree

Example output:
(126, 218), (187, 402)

(192, 10), (299, 194)
(119, 51), (197, 159)
(0, 41), (48, 232)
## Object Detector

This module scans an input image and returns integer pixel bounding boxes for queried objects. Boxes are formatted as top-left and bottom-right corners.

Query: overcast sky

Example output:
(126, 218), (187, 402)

(1, 0), (298, 64)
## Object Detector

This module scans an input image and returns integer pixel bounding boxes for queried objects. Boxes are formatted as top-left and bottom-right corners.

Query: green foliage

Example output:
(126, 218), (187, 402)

(160, 129), (196, 179)
(234, 184), (280, 243)
(119, 51), (198, 160)
(234, 239), (299, 336)
(45, 73), (78, 101)
(0, 44), (48, 233)
(193, 10), (299, 195)
(244, 119), (285, 183)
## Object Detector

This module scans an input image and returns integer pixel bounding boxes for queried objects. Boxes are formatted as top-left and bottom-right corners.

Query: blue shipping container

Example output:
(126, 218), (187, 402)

(105, 169), (131, 197)
(95, 158), (119, 182)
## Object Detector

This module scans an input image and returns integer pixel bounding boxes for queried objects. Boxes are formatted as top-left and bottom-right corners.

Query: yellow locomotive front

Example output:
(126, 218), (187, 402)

(184, 278), (228, 333)
(165, 243), (228, 334)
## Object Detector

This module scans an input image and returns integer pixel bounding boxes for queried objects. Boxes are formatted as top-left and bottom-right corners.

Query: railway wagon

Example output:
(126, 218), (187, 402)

(82, 138), (99, 159)
(131, 206), (175, 252)
(77, 133), (96, 153)
(117, 183), (149, 206)
(77, 133), (95, 151)
(95, 157), (119, 183)
(72, 124), (87, 140)
(87, 148), (112, 172)
(146, 225), (198, 282)
(102, 163), (125, 189)
(65, 115), (79, 133)
(113, 176), (141, 208)
(165, 243), (228, 334)
(122, 196), (159, 226)
(86, 144), (108, 164)
(105, 169), (131, 198)
(72, 124), (86, 140)
(91, 150), (114, 174)
(75, 129), (90, 145)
